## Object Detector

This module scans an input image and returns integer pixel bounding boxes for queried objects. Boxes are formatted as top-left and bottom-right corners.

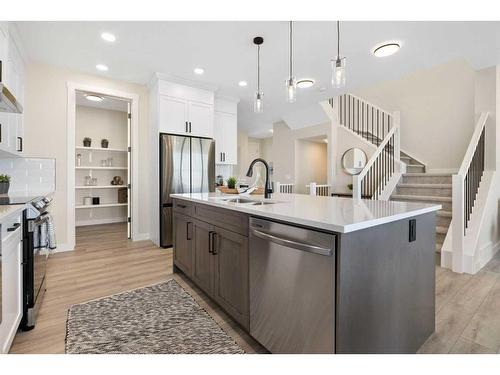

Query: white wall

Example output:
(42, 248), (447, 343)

(23, 62), (150, 248)
(294, 140), (328, 194)
(353, 59), (476, 172)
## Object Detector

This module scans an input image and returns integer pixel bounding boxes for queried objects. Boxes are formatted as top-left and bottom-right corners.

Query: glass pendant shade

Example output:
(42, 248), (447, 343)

(285, 77), (297, 103)
(331, 57), (346, 88)
(254, 91), (264, 113)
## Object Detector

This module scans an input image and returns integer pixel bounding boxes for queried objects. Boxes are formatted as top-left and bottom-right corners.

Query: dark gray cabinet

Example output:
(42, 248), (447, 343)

(172, 199), (249, 329)
(213, 227), (249, 328)
(172, 212), (193, 277)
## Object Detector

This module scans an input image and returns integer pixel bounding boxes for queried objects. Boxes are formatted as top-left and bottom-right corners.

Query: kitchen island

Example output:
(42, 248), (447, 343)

(170, 192), (441, 354)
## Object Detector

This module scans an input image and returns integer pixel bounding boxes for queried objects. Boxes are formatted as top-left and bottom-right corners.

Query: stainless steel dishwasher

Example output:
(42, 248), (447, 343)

(249, 217), (336, 354)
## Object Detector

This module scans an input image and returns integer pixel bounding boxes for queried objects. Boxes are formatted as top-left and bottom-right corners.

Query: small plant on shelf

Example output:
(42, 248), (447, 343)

(347, 183), (353, 191)
(101, 139), (109, 148)
(83, 137), (92, 147)
(227, 176), (237, 189)
(0, 174), (11, 194)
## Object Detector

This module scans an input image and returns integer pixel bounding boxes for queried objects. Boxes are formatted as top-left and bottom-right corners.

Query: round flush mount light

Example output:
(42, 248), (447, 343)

(238, 81), (248, 87)
(297, 79), (315, 89)
(85, 94), (104, 102)
(96, 64), (109, 71)
(194, 68), (204, 75)
(373, 42), (401, 57)
(100, 32), (116, 42)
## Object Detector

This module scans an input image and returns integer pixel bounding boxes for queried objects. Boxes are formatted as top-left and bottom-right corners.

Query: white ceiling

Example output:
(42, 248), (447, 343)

(76, 91), (129, 112)
(15, 21), (500, 137)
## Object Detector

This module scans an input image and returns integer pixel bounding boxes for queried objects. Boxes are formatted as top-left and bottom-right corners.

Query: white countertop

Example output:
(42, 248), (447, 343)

(0, 191), (55, 222)
(171, 193), (441, 233)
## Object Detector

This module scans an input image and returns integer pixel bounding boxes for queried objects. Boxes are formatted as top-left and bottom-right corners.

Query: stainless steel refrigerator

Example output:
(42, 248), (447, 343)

(160, 134), (215, 247)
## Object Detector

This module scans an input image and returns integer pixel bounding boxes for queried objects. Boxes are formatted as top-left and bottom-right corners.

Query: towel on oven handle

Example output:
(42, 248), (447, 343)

(33, 214), (57, 251)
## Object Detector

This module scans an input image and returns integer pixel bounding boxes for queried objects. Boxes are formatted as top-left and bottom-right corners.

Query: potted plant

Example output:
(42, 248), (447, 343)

(347, 183), (353, 191)
(0, 174), (11, 194)
(101, 139), (109, 148)
(227, 176), (237, 189)
(83, 137), (92, 147)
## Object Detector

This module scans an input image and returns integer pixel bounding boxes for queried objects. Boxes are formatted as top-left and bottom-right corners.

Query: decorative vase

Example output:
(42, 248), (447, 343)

(83, 139), (91, 147)
(101, 139), (109, 148)
(0, 182), (9, 194)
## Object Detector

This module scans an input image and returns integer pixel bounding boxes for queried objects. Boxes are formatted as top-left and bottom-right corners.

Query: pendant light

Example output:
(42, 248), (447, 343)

(253, 36), (264, 113)
(331, 21), (346, 88)
(285, 21), (296, 103)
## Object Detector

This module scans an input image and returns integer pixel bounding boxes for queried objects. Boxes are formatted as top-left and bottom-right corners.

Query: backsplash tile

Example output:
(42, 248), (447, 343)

(0, 157), (56, 194)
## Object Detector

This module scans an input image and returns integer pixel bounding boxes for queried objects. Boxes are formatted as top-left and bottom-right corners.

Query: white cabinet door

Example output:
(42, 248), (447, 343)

(0, 112), (9, 152)
(0, 215), (23, 354)
(158, 95), (188, 135)
(188, 101), (213, 138)
(214, 111), (224, 163)
(223, 112), (237, 165)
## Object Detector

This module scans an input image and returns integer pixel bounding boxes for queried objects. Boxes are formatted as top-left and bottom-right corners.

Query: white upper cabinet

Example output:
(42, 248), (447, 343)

(0, 23), (25, 156)
(152, 78), (214, 138)
(214, 97), (239, 165)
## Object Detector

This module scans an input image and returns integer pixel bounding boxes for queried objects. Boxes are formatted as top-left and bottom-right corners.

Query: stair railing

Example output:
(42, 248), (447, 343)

(306, 183), (331, 197)
(329, 93), (394, 146)
(353, 122), (400, 200)
(275, 182), (294, 194)
(451, 112), (489, 272)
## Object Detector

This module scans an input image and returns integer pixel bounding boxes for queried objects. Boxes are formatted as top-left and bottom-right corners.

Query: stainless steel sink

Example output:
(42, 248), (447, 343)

(251, 201), (276, 205)
(223, 197), (256, 204)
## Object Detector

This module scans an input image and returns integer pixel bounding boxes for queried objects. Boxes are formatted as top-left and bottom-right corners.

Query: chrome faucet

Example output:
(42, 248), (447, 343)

(246, 158), (273, 199)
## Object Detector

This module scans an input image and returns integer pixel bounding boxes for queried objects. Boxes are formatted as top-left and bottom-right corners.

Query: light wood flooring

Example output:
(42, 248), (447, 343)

(9, 222), (500, 354)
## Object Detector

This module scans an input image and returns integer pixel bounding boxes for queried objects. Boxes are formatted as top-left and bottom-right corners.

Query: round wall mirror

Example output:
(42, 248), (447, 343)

(342, 148), (367, 175)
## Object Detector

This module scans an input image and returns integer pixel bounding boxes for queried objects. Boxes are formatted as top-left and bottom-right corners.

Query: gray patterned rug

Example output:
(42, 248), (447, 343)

(65, 279), (245, 354)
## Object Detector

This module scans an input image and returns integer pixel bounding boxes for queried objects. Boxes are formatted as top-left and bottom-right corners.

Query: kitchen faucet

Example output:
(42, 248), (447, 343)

(246, 158), (273, 199)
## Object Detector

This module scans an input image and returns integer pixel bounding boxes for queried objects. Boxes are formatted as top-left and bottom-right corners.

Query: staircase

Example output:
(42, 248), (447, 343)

(390, 154), (452, 255)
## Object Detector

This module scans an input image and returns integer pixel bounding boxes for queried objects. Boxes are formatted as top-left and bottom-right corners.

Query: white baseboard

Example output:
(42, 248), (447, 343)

(76, 217), (127, 227)
(426, 168), (458, 174)
(469, 240), (500, 274)
(133, 232), (150, 241)
(51, 242), (74, 253)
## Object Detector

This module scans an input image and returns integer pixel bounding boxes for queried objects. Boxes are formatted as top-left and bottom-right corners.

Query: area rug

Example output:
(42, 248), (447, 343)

(65, 279), (245, 354)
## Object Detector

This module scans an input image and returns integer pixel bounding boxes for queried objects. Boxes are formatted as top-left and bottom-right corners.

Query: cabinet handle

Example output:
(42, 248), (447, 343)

(0, 123), (2, 142)
(17, 136), (23, 152)
(189, 122), (192, 133)
(186, 222), (192, 241)
(185, 121), (188, 133)
(223, 153), (226, 162)
(208, 231), (215, 254)
(212, 232), (218, 255)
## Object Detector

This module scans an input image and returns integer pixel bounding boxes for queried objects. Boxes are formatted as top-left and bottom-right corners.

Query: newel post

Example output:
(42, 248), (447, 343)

(352, 176), (362, 200)
(452, 174), (464, 273)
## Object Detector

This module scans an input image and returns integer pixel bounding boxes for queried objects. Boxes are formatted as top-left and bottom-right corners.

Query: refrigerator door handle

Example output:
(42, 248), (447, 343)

(189, 122), (192, 133)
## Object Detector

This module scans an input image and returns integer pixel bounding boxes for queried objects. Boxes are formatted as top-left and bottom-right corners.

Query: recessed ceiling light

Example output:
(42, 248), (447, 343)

(194, 68), (204, 75)
(238, 81), (248, 87)
(297, 79), (315, 89)
(85, 94), (103, 102)
(96, 64), (109, 72)
(373, 42), (401, 57)
(100, 32), (116, 42)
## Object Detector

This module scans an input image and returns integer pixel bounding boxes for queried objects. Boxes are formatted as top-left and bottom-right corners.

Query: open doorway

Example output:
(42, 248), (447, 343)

(74, 91), (131, 242)
(294, 135), (328, 194)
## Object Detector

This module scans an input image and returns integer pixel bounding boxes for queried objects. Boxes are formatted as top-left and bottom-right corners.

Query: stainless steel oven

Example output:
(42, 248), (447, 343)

(20, 197), (52, 331)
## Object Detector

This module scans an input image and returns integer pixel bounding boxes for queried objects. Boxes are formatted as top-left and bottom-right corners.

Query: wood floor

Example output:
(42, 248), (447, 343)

(9, 222), (500, 354)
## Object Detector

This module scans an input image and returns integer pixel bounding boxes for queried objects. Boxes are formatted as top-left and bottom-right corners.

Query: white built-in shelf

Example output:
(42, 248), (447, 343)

(75, 203), (128, 209)
(75, 185), (126, 189)
(76, 146), (127, 153)
(75, 166), (127, 170)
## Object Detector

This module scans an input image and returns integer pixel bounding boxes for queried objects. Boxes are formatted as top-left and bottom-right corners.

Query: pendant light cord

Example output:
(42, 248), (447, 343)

(257, 45), (261, 92)
(337, 21), (340, 59)
(289, 21), (293, 77)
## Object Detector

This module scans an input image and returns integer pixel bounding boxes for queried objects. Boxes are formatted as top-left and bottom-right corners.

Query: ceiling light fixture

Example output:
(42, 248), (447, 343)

(238, 81), (248, 87)
(373, 42), (401, 57)
(194, 68), (204, 75)
(85, 94), (104, 102)
(96, 64), (108, 72)
(297, 79), (315, 89)
(285, 21), (297, 103)
(253, 36), (264, 113)
(100, 32), (116, 42)
(331, 21), (346, 88)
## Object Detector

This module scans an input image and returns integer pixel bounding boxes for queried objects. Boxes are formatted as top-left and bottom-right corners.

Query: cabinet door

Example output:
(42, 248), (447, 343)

(172, 212), (193, 276)
(0, 112), (9, 152)
(192, 219), (214, 296)
(213, 226), (249, 328)
(222, 112), (237, 165)
(159, 95), (189, 135)
(213, 111), (225, 164)
(188, 101), (213, 138)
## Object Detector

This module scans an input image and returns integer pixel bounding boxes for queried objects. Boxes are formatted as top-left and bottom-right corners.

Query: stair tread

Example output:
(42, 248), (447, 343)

(436, 210), (452, 217)
(398, 183), (452, 188)
(392, 194), (452, 202)
(435, 243), (442, 252)
(436, 226), (449, 234)
(403, 173), (452, 177)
